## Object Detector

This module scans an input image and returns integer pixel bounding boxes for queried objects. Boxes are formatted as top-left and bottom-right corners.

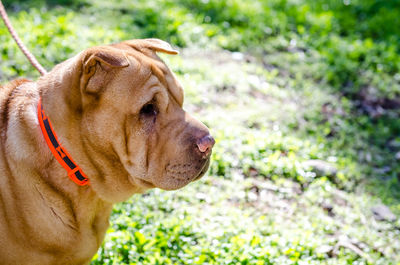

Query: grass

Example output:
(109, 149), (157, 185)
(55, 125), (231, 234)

(1, 0), (400, 264)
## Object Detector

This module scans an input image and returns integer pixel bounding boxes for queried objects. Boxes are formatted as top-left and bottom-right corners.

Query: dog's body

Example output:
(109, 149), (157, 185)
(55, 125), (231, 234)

(0, 39), (214, 265)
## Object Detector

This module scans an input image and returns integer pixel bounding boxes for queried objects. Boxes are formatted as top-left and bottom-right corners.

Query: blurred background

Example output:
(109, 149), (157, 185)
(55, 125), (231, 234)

(1, 0), (400, 264)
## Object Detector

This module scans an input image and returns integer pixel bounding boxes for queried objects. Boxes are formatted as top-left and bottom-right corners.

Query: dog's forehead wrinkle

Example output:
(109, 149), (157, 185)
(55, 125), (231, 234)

(125, 51), (177, 105)
(138, 77), (163, 105)
(143, 61), (183, 107)
(133, 71), (154, 93)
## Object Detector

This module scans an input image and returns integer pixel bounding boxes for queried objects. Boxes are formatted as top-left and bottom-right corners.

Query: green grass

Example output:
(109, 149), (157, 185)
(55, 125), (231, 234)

(1, 0), (400, 264)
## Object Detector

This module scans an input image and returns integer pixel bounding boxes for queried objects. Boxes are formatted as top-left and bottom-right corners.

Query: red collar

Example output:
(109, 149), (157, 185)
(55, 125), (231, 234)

(37, 98), (89, 186)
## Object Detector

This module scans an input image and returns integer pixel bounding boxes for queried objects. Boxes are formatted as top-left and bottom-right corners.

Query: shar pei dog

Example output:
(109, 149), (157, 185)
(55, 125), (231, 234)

(0, 39), (214, 264)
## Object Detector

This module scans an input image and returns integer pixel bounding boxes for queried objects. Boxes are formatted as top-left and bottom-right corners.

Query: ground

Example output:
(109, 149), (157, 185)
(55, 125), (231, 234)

(1, 0), (399, 264)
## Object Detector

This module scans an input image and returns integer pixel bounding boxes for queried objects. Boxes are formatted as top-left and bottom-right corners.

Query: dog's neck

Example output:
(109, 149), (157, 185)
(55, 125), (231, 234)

(37, 57), (115, 217)
(38, 57), (145, 201)
(38, 58), (95, 183)
(1, 64), (114, 254)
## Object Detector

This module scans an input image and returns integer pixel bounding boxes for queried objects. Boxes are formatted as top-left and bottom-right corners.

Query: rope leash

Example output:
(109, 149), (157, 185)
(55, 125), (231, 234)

(0, 0), (47, 76)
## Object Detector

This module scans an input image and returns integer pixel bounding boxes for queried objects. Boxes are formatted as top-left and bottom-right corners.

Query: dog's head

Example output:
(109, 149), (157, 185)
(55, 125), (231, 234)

(68, 39), (214, 201)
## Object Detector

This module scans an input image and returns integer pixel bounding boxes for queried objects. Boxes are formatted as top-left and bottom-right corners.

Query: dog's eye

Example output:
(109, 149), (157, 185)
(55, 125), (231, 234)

(140, 103), (157, 116)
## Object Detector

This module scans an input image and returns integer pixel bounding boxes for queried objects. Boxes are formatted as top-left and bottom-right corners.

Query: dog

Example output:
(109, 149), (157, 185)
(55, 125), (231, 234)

(0, 39), (214, 265)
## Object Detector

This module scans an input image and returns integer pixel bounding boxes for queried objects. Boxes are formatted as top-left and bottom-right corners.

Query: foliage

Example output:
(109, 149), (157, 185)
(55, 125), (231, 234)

(2, 0), (400, 99)
(1, 0), (400, 264)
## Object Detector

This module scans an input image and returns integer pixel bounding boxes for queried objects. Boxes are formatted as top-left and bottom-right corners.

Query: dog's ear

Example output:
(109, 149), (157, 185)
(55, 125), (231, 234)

(81, 47), (129, 94)
(121, 38), (179, 55)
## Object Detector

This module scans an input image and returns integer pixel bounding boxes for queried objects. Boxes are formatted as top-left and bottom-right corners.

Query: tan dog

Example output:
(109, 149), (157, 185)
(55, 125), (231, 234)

(0, 39), (214, 265)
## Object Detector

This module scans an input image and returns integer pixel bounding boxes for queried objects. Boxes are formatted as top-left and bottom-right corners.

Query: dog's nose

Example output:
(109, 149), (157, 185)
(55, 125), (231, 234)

(196, 134), (215, 157)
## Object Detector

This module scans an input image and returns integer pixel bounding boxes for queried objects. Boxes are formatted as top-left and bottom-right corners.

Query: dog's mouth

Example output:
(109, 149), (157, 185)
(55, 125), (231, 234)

(193, 158), (211, 181)
(131, 156), (211, 191)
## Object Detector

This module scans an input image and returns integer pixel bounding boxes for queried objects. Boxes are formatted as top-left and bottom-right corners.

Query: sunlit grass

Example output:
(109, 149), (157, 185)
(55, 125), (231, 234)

(1, 0), (399, 264)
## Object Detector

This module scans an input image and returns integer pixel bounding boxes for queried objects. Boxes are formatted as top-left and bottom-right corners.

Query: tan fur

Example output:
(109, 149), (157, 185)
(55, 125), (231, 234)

(0, 39), (212, 265)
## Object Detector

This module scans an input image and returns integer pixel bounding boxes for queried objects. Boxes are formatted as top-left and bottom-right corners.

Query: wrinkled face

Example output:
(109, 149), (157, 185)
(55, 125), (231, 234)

(79, 39), (214, 198)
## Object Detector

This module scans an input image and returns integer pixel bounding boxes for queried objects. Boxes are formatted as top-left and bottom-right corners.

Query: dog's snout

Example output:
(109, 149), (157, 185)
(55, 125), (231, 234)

(196, 134), (215, 157)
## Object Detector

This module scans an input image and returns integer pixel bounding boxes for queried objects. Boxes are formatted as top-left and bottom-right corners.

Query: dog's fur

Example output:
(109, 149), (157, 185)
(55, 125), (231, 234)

(0, 39), (213, 264)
